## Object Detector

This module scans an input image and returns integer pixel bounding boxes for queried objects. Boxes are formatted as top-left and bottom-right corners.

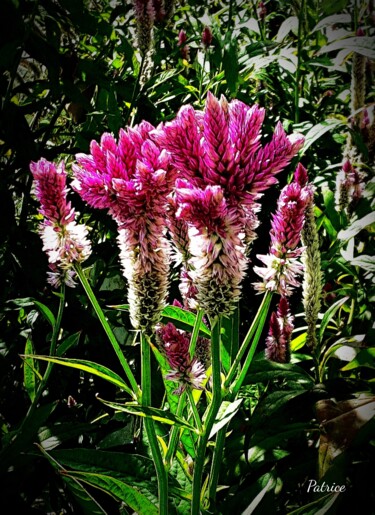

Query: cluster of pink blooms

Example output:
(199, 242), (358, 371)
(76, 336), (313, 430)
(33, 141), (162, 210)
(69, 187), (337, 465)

(265, 297), (294, 363)
(153, 92), (304, 317)
(72, 123), (176, 332)
(254, 164), (313, 297)
(157, 321), (207, 393)
(30, 159), (91, 288)
(335, 159), (364, 212)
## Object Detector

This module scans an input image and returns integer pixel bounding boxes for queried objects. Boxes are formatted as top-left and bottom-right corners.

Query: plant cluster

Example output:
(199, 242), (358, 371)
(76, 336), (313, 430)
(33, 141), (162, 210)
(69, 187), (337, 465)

(0, 0), (374, 514)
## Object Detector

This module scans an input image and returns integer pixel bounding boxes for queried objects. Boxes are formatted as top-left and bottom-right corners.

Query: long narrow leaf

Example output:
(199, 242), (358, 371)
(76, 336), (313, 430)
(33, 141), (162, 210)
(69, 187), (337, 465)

(97, 398), (198, 432)
(63, 471), (159, 515)
(319, 296), (349, 343)
(25, 355), (135, 398)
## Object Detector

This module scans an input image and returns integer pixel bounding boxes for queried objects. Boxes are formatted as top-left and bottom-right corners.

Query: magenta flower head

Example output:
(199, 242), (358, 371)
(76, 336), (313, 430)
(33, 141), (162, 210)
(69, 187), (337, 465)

(30, 158), (91, 288)
(153, 92), (304, 317)
(335, 159), (364, 212)
(254, 164), (313, 296)
(265, 296), (293, 363)
(201, 26), (213, 48)
(157, 322), (206, 393)
(72, 122), (175, 332)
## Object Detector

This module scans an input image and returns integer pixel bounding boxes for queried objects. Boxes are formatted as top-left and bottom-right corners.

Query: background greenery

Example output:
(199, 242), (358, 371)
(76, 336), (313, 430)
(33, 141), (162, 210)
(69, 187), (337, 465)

(0, 0), (374, 513)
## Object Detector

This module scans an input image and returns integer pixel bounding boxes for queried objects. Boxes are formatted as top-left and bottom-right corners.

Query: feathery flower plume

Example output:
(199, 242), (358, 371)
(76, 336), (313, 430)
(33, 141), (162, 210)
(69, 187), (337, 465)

(254, 164), (313, 296)
(157, 322), (206, 393)
(265, 297), (293, 363)
(72, 123), (175, 332)
(133, 0), (156, 56)
(30, 158), (91, 288)
(153, 92), (304, 317)
(301, 186), (322, 350)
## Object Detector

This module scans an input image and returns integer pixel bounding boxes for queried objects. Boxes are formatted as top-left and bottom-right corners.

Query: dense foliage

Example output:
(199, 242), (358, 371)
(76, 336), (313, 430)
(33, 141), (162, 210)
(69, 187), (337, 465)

(1, 0), (374, 513)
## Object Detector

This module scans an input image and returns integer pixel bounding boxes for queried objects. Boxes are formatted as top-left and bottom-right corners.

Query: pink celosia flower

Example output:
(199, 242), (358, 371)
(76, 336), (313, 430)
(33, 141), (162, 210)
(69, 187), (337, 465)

(335, 159), (364, 212)
(265, 296), (293, 363)
(72, 123), (175, 332)
(157, 322), (206, 393)
(201, 26), (213, 48)
(254, 164), (313, 296)
(153, 92), (304, 316)
(30, 158), (91, 288)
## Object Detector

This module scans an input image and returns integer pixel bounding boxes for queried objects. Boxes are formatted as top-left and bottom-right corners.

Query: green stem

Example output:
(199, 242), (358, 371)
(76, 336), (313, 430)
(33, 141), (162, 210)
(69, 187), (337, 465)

(141, 333), (169, 515)
(208, 423), (227, 503)
(164, 391), (187, 469)
(187, 387), (203, 433)
(294, 0), (305, 123)
(230, 293), (272, 397)
(189, 308), (205, 359)
(75, 264), (140, 400)
(191, 317), (222, 515)
(225, 292), (272, 389)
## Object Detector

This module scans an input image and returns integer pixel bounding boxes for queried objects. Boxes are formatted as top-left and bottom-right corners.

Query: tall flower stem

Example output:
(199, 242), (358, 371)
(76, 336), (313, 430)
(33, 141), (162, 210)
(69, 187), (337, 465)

(189, 308), (205, 359)
(141, 333), (169, 515)
(208, 422), (226, 503)
(75, 264), (140, 400)
(187, 387), (203, 433)
(231, 293), (273, 397)
(191, 316), (222, 515)
(225, 291), (272, 389)
(164, 390), (187, 469)
(294, 0), (305, 123)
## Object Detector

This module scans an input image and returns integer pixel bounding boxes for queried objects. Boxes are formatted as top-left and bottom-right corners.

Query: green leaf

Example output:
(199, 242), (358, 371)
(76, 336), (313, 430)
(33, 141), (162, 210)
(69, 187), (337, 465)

(338, 213), (375, 240)
(276, 16), (298, 42)
(111, 304), (211, 337)
(246, 353), (314, 386)
(23, 337), (39, 401)
(97, 399), (198, 432)
(300, 119), (344, 155)
(242, 475), (275, 514)
(312, 14), (351, 33)
(33, 300), (56, 327)
(38, 423), (96, 451)
(209, 399), (242, 439)
(63, 471), (159, 515)
(341, 348), (375, 371)
(51, 449), (156, 484)
(288, 492), (340, 515)
(348, 255), (375, 272)
(28, 356), (134, 398)
(56, 331), (81, 357)
(319, 36), (375, 60)
(321, 0), (349, 15)
(38, 446), (108, 515)
(319, 296), (349, 343)
(223, 37), (239, 94)
(290, 332), (307, 352)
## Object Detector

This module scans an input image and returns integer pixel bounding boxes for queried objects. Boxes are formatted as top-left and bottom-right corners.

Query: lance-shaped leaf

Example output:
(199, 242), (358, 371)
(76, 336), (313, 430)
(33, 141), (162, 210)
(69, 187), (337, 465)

(110, 304), (211, 337)
(23, 337), (41, 402)
(25, 355), (135, 398)
(97, 398), (198, 433)
(319, 296), (349, 343)
(62, 471), (159, 515)
(33, 299), (56, 327)
(209, 399), (243, 439)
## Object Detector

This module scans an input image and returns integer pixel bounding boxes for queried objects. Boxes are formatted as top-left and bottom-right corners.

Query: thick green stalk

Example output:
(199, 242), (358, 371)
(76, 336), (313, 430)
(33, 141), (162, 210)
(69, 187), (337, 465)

(191, 317), (222, 515)
(231, 294), (272, 397)
(225, 292), (272, 389)
(189, 308), (205, 359)
(141, 333), (169, 515)
(187, 387), (203, 433)
(294, 0), (305, 123)
(75, 264), (140, 400)
(164, 390), (187, 469)
(208, 423), (226, 502)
